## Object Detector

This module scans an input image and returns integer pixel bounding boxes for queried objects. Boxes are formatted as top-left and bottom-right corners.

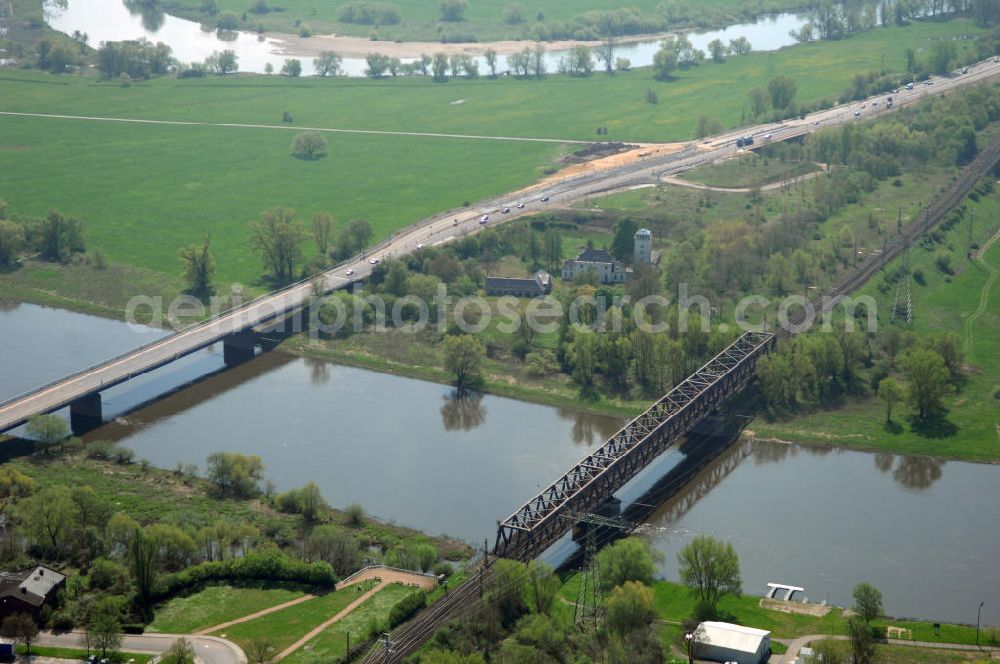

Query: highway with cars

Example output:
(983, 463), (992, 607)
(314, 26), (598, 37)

(2, 54), (999, 435)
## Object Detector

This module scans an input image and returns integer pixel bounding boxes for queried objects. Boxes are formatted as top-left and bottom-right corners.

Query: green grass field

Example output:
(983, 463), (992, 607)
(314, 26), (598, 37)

(0, 20), (985, 144)
(16, 645), (153, 663)
(679, 152), (821, 188)
(281, 583), (418, 664)
(0, 113), (559, 287)
(755, 184), (1000, 462)
(563, 575), (990, 646)
(212, 580), (378, 653)
(148, 584), (308, 633)
(0, 19), (984, 292)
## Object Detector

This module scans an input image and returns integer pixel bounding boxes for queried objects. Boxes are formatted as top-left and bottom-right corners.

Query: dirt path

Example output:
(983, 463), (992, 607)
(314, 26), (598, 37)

(196, 566), (437, 637)
(962, 225), (1000, 354)
(661, 167), (825, 193)
(195, 593), (317, 635)
(0, 110), (591, 145)
(272, 583), (383, 662)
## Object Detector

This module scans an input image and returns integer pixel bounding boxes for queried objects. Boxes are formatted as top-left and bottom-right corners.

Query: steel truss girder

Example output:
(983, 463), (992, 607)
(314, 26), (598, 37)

(494, 331), (773, 560)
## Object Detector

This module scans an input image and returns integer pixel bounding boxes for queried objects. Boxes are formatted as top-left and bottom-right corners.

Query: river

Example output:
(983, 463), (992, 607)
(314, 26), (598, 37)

(42, 0), (810, 76)
(1, 301), (997, 626)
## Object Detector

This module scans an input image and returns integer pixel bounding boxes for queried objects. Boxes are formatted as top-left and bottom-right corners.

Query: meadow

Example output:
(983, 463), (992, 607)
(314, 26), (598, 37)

(0, 19), (985, 143)
(0, 19), (986, 292)
(754, 184), (1000, 462)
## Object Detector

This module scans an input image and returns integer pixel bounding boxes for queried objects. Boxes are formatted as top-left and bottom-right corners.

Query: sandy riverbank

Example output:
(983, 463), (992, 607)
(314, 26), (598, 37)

(272, 31), (669, 59)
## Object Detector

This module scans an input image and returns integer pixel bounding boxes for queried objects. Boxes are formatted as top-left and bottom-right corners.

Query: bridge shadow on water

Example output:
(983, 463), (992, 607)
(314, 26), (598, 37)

(550, 389), (765, 573)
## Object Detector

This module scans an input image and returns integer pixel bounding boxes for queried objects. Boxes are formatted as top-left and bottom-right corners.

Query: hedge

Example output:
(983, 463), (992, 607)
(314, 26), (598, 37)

(388, 589), (426, 628)
(153, 550), (335, 599)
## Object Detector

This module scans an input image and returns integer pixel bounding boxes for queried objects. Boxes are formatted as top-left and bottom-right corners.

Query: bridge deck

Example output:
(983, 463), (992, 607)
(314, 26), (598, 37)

(494, 330), (774, 561)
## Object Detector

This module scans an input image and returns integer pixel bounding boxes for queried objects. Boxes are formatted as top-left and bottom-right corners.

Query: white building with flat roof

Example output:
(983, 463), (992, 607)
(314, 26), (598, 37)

(694, 621), (771, 664)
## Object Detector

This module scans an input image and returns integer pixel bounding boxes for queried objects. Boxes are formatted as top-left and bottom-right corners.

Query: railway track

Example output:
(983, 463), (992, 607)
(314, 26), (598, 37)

(783, 136), (1000, 335)
(358, 123), (1000, 664)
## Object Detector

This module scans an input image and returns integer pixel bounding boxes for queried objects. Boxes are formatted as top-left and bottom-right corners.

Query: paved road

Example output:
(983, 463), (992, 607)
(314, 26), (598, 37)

(2, 56), (999, 435)
(35, 631), (246, 664)
(778, 634), (1000, 663)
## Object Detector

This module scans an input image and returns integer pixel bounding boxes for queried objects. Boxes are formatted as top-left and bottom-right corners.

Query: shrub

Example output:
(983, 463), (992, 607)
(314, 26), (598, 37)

(216, 10), (239, 29)
(248, 0), (269, 14)
(50, 611), (74, 631)
(388, 590), (426, 627)
(345, 502), (365, 526)
(935, 252), (953, 274)
(912, 268), (926, 285)
(298, 22), (311, 37)
(337, 1), (401, 25)
(154, 550), (336, 599)
(291, 131), (327, 160)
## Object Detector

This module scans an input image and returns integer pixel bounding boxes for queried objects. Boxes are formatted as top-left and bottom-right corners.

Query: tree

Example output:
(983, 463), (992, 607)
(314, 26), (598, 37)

(313, 50), (341, 76)
(707, 38), (727, 63)
(902, 349), (950, 419)
(596, 36), (616, 74)
(206, 452), (265, 497)
(847, 615), (877, 664)
(565, 45), (593, 76)
(297, 481), (327, 522)
(250, 207), (305, 284)
(129, 526), (157, 605)
(364, 52), (390, 78)
(0, 219), (25, 266)
(597, 537), (660, 591)
(852, 582), (883, 623)
(930, 40), (956, 75)
(443, 335), (485, 389)
(161, 639), (196, 664)
(677, 534), (742, 617)
(37, 209), (85, 262)
(878, 377), (904, 424)
(336, 219), (373, 258)
(767, 74), (797, 110)
(695, 115), (723, 139)
(748, 86), (769, 117)
(25, 414), (70, 451)
(439, 0), (467, 21)
(204, 49), (238, 74)
(652, 40), (678, 80)
(501, 2), (524, 24)
(291, 131), (328, 160)
(312, 213), (334, 257)
(307, 526), (360, 576)
(178, 235), (215, 297)
(247, 638), (273, 664)
(1, 614), (38, 656)
(530, 42), (546, 78)
(523, 560), (560, 615)
(484, 48), (498, 77)
(611, 219), (639, 263)
(729, 36), (752, 55)
(215, 10), (239, 29)
(432, 52), (449, 81)
(86, 600), (123, 658)
(604, 581), (655, 637)
(16, 485), (78, 557)
(281, 58), (302, 76)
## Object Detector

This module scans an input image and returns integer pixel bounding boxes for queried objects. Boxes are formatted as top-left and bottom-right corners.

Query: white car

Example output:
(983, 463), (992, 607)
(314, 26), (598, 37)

(764, 133), (772, 139)
(480, 214), (489, 223)
(369, 258), (379, 265)
(516, 202), (525, 209)
(416, 243), (424, 249)
(345, 268), (355, 276)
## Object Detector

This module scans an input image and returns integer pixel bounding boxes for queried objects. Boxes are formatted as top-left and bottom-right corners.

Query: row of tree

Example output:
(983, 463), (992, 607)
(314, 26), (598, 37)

(0, 207), (86, 267)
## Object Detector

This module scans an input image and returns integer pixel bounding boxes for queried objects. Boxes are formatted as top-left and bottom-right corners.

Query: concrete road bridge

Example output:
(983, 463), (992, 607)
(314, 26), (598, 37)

(2, 55), (999, 436)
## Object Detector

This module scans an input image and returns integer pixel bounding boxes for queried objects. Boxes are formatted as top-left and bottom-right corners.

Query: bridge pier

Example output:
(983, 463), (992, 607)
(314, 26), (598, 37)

(688, 412), (729, 439)
(69, 392), (103, 435)
(223, 330), (257, 366)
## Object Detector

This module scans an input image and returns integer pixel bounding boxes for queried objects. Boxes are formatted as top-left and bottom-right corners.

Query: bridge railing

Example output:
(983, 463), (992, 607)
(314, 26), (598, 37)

(494, 330), (773, 559)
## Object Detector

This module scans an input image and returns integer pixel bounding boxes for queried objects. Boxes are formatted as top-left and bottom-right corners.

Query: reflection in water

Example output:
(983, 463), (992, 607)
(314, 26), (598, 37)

(871, 452), (945, 491)
(557, 408), (624, 445)
(893, 456), (945, 491)
(440, 390), (486, 432)
(0, 299), (18, 313)
(874, 452), (895, 473)
(122, 0), (164, 32)
(305, 357), (330, 385)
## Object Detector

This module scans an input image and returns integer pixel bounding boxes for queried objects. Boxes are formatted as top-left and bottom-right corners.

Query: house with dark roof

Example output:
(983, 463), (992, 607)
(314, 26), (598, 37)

(560, 247), (629, 284)
(485, 271), (552, 298)
(0, 565), (65, 620)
